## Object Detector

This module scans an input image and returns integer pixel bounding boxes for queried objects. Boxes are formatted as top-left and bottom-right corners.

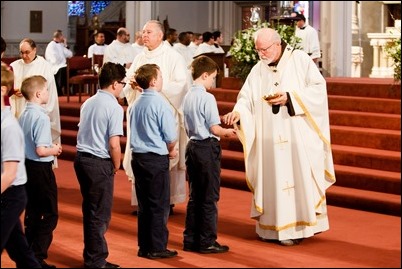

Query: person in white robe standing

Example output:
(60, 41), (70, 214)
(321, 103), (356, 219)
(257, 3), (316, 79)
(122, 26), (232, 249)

(223, 27), (336, 246)
(103, 27), (136, 70)
(294, 14), (321, 64)
(10, 38), (61, 168)
(45, 30), (73, 96)
(193, 32), (216, 58)
(87, 31), (108, 59)
(122, 20), (189, 215)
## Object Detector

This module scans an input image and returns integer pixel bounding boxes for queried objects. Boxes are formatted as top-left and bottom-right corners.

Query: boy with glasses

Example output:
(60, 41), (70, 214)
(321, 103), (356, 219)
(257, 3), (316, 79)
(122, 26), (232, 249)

(74, 62), (126, 268)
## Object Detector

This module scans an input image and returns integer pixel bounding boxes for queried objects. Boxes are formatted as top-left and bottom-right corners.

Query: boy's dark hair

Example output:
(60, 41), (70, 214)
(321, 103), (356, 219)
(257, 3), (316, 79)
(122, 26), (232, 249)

(191, 56), (219, 81)
(98, 62), (126, 89)
(134, 64), (160, 90)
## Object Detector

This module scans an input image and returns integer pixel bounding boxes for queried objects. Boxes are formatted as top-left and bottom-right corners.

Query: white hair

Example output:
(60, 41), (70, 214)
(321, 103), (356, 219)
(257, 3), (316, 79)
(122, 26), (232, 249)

(254, 28), (281, 43)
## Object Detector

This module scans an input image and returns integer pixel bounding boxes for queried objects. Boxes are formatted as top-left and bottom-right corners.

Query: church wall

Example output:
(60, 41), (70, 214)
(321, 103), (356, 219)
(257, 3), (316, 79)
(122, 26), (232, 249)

(157, 1), (209, 35)
(359, 1), (386, 78)
(1, 1), (68, 43)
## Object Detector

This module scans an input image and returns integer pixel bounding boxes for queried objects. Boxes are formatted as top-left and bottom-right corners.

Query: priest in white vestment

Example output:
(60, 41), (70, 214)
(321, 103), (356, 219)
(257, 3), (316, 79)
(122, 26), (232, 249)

(122, 20), (189, 211)
(223, 28), (335, 246)
(10, 38), (61, 168)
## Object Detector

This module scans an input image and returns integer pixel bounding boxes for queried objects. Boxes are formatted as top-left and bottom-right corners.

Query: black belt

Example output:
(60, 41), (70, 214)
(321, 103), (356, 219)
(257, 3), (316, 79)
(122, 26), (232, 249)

(25, 158), (53, 165)
(77, 151), (111, 161)
(190, 137), (218, 143)
(8, 184), (24, 189)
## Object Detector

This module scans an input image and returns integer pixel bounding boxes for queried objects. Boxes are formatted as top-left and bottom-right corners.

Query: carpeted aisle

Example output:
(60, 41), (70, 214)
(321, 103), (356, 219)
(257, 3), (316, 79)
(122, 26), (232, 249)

(1, 159), (401, 268)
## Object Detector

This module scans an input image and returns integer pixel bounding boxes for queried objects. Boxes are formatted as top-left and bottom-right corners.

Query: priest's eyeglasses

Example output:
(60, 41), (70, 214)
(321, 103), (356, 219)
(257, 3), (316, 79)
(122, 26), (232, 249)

(255, 43), (275, 54)
(117, 81), (127, 87)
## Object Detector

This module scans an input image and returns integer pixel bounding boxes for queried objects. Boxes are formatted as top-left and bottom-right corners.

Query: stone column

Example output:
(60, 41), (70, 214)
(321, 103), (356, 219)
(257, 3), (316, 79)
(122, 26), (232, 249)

(320, 1), (353, 77)
(351, 46), (364, 77)
(367, 31), (399, 78)
(126, 1), (153, 39)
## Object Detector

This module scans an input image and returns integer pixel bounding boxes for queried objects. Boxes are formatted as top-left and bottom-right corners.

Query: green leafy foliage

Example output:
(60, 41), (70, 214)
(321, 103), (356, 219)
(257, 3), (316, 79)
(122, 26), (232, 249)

(385, 34), (401, 82)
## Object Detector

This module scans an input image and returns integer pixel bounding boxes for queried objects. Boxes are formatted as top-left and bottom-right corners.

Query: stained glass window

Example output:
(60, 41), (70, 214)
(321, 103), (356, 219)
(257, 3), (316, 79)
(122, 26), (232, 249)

(90, 1), (111, 15)
(68, 1), (85, 17)
(68, 1), (111, 17)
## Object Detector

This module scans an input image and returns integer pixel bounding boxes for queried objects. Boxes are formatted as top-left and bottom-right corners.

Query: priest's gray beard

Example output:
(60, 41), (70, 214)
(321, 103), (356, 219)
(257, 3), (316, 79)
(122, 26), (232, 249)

(261, 57), (274, 65)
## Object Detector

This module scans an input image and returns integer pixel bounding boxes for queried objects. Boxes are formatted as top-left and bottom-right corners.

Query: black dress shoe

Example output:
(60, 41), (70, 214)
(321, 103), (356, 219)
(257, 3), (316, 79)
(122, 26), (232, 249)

(137, 249), (148, 257)
(101, 261), (120, 268)
(183, 244), (199, 252)
(40, 260), (56, 268)
(147, 249), (178, 259)
(199, 242), (229, 254)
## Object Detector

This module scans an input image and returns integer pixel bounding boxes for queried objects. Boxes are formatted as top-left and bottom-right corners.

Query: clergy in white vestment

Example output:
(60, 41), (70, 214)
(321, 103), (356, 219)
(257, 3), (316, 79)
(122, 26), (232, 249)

(223, 28), (335, 246)
(173, 32), (193, 68)
(193, 32), (216, 58)
(87, 31), (108, 58)
(122, 20), (189, 209)
(103, 27), (136, 70)
(295, 14), (321, 63)
(10, 38), (62, 168)
(188, 33), (202, 58)
(45, 30), (73, 97)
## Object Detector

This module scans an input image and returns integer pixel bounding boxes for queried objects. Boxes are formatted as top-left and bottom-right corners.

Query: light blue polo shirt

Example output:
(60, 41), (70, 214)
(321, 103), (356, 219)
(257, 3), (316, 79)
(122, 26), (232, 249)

(182, 84), (221, 141)
(76, 90), (124, 158)
(1, 107), (27, 186)
(129, 89), (177, 155)
(18, 102), (54, 162)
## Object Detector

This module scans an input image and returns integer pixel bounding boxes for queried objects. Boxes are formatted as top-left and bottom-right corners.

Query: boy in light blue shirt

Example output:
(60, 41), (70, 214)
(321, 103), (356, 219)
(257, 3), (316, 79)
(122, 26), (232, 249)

(182, 55), (235, 254)
(18, 75), (62, 268)
(1, 65), (42, 268)
(129, 63), (179, 259)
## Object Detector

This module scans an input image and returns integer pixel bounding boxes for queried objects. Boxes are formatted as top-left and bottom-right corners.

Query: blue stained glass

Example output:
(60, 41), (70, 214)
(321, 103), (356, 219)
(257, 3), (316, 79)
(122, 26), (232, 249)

(90, 1), (111, 15)
(68, 1), (85, 17)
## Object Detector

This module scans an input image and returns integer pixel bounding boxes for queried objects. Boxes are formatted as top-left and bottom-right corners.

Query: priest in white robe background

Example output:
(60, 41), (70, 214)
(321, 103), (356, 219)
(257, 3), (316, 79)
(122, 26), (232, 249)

(122, 20), (189, 215)
(294, 14), (321, 64)
(10, 38), (61, 168)
(223, 28), (336, 246)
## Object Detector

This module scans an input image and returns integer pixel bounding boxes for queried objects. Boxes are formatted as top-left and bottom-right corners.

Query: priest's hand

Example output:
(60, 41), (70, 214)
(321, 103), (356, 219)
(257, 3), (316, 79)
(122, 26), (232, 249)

(223, 111), (240, 126)
(129, 76), (142, 92)
(267, 91), (287, 106)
